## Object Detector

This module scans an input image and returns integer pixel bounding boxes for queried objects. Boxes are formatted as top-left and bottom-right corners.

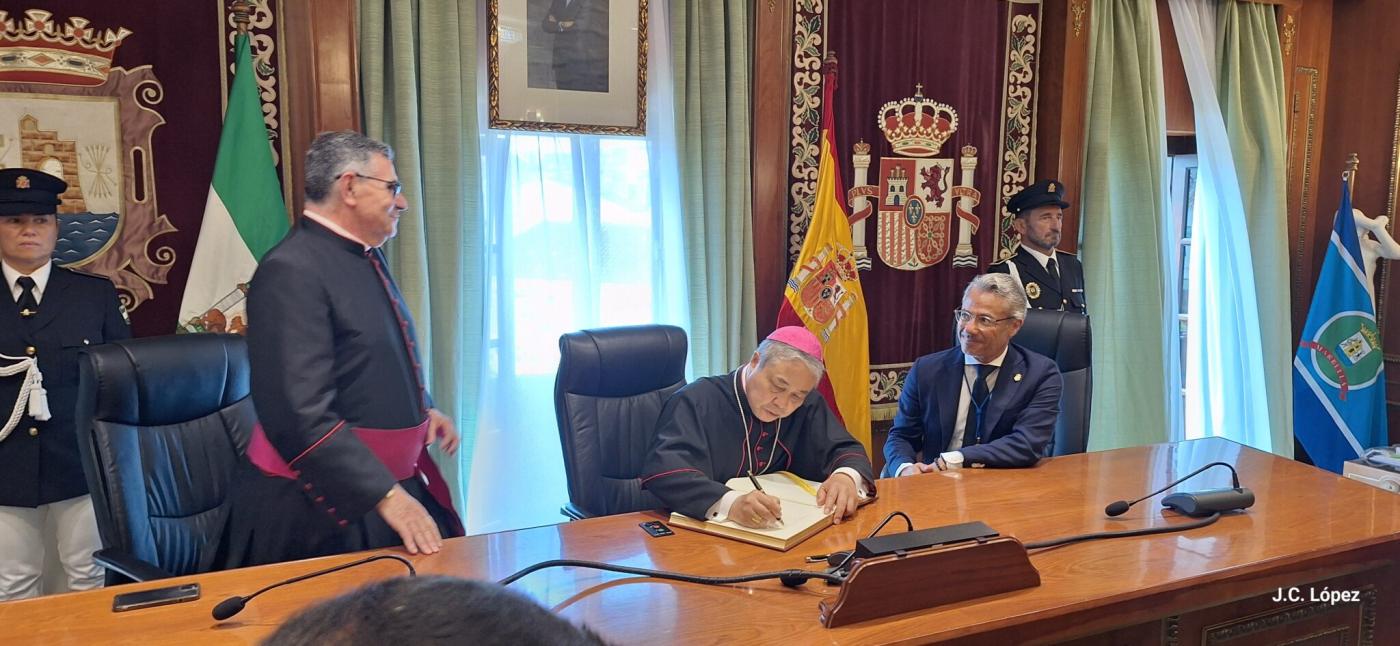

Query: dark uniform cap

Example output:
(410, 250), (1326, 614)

(1007, 179), (1069, 216)
(0, 168), (68, 216)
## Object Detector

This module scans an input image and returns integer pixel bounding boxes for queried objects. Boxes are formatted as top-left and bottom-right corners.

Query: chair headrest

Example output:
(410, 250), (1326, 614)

(1013, 310), (1091, 372)
(557, 325), (688, 397)
(81, 333), (251, 427)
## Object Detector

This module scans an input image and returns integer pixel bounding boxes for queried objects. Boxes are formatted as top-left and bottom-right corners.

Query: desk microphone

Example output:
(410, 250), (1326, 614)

(212, 554), (415, 620)
(1104, 461), (1254, 518)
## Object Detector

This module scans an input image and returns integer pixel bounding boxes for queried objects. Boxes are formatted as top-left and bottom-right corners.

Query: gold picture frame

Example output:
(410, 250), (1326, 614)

(488, 0), (648, 135)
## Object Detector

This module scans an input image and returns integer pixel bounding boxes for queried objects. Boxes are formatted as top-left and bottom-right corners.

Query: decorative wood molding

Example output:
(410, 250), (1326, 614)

(1163, 615), (1181, 646)
(1378, 73), (1400, 327)
(279, 0), (358, 219)
(1071, 0), (1086, 38)
(1200, 587), (1375, 644)
(1283, 14), (1296, 58)
(752, 0), (797, 335)
(1290, 66), (1319, 326)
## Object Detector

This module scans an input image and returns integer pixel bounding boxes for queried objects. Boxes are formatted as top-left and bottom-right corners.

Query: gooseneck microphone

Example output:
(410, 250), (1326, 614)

(1104, 461), (1250, 517)
(212, 554), (415, 621)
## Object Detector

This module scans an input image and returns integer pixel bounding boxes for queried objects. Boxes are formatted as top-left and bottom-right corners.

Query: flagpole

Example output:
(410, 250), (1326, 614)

(1344, 152), (1359, 198)
(231, 1), (252, 36)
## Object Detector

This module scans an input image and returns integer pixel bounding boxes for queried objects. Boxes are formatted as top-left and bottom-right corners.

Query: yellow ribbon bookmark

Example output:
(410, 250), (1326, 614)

(779, 471), (819, 496)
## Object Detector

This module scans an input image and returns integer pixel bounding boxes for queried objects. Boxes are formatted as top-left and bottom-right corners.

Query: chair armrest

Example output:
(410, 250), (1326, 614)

(560, 502), (592, 521)
(94, 548), (173, 583)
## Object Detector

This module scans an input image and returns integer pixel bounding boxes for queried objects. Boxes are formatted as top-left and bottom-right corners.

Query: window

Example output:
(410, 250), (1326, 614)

(1166, 145), (1198, 439)
(467, 130), (687, 534)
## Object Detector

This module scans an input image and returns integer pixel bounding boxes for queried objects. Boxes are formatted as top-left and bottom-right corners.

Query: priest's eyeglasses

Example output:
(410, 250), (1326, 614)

(353, 173), (403, 196)
(953, 309), (1018, 328)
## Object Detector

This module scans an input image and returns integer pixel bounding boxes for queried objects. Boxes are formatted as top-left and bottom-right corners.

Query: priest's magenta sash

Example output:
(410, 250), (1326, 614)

(246, 419), (462, 535)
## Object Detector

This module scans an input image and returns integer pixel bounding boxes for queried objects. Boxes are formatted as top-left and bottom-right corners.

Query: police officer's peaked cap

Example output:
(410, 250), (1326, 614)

(0, 168), (67, 216)
(1007, 179), (1069, 216)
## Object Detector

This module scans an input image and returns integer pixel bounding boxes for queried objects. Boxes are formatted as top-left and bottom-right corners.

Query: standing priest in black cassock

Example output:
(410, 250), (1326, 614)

(986, 179), (1086, 314)
(0, 168), (128, 598)
(641, 327), (875, 529)
(223, 132), (463, 568)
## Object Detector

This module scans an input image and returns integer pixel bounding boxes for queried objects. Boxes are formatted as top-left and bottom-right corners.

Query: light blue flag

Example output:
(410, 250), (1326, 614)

(1293, 178), (1387, 473)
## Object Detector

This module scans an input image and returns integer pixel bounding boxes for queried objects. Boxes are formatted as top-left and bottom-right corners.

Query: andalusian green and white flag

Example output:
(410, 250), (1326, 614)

(177, 33), (288, 333)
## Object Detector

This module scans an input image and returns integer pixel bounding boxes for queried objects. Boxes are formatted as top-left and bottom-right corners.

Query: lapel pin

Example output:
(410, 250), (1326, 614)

(1014, 373), (1023, 382)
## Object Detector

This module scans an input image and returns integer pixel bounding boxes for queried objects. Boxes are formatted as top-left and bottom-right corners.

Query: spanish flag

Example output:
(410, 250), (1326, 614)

(776, 59), (872, 454)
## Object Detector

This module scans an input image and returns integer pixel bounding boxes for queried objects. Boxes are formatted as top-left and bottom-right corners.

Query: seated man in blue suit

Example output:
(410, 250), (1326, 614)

(884, 273), (1062, 475)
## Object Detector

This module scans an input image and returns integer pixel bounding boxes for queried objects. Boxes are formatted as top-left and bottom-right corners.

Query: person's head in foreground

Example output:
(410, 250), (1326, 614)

(262, 575), (608, 646)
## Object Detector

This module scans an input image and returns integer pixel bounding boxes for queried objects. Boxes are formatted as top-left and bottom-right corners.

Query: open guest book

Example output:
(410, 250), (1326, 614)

(668, 472), (836, 551)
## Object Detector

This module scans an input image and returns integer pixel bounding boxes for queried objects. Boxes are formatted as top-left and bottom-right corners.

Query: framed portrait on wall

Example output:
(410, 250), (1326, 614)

(489, 0), (648, 135)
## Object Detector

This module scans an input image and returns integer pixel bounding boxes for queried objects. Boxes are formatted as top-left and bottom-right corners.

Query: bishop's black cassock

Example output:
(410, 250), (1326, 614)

(640, 371), (875, 520)
(222, 218), (461, 568)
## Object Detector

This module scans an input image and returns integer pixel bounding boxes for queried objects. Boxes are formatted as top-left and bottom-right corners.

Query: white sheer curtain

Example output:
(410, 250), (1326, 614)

(1167, 0), (1272, 451)
(465, 0), (689, 534)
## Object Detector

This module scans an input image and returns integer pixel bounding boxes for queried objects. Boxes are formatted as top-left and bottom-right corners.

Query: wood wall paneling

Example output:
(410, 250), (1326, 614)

(1282, 0), (1333, 347)
(1033, 0), (1090, 252)
(1313, 0), (1399, 441)
(1157, 0), (1196, 136)
(750, 0), (794, 338)
(280, 0), (360, 219)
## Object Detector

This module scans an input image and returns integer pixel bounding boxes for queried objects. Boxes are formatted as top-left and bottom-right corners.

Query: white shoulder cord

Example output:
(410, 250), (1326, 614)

(0, 353), (50, 442)
(732, 366), (782, 476)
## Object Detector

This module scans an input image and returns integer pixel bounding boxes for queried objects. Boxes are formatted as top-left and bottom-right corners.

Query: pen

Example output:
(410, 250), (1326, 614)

(747, 473), (781, 524)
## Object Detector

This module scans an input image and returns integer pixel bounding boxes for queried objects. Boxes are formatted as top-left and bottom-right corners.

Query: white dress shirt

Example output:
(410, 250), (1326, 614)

(1004, 245), (1058, 288)
(896, 346), (1008, 476)
(2, 260), (53, 305)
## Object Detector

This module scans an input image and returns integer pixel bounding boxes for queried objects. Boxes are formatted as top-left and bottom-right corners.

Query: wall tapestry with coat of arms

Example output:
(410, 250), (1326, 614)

(0, 2), (292, 335)
(786, 0), (1044, 420)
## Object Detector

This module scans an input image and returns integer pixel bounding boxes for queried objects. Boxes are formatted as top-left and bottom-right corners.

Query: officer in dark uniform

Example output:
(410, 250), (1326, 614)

(987, 179), (1086, 313)
(0, 168), (129, 599)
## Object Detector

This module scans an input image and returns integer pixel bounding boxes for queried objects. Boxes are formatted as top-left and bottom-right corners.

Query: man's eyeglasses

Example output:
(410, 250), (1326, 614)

(352, 172), (403, 197)
(953, 309), (1018, 328)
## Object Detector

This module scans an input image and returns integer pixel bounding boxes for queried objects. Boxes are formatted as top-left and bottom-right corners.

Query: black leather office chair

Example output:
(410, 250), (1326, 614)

(1012, 310), (1092, 456)
(74, 333), (256, 583)
(554, 325), (687, 519)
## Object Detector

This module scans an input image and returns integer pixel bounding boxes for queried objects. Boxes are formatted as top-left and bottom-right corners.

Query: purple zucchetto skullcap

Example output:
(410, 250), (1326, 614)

(766, 326), (823, 362)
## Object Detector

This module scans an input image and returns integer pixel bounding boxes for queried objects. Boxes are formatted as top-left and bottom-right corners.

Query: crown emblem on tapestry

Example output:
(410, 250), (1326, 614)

(876, 84), (958, 158)
(0, 10), (132, 86)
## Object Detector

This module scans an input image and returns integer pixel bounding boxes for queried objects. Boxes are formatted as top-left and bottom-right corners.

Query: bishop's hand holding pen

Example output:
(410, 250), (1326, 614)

(729, 474), (783, 528)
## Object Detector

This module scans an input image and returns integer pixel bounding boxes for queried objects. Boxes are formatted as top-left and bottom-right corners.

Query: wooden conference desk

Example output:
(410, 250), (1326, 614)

(3, 437), (1398, 645)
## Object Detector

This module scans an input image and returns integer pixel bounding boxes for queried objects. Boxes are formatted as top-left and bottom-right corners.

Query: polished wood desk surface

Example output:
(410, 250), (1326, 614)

(3, 438), (1398, 645)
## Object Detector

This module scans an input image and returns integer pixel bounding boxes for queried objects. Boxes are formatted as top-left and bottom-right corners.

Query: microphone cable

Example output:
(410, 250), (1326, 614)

(212, 554), (416, 621)
(825, 511), (916, 574)
(1022, 512), (1221, 550)
(497, 559), (844, 588)
(500, 512), (920, 589)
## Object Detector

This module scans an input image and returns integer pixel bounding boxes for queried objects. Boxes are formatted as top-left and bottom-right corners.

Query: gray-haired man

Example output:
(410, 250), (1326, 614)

(641, 326), (875, 529)
(883, 274), (1062, 475)
(224, 131), (462, 567)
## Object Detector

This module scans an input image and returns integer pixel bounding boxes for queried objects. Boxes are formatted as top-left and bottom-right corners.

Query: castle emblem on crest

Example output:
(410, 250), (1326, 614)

(0, 9), (177, 313)
(847, 84), (982, 271)
(789, 246), (859, 341)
